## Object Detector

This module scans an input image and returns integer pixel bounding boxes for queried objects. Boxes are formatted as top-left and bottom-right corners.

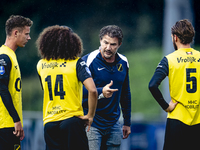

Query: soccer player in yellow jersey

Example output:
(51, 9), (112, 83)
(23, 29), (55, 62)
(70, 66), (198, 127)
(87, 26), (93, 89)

(0, 15), (32, 150)
(36, 25), (98, 150)
(149, 19), (200, 150)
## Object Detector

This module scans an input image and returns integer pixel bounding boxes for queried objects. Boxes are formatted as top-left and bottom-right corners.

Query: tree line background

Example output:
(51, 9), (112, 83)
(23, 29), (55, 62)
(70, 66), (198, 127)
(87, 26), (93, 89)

(0, 0), (200, 116)
(0, 0), (166, 77)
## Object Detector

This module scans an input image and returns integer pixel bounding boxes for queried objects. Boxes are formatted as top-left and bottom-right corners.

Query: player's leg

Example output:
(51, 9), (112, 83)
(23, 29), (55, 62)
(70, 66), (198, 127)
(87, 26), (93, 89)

(0, 128), (21, 150)
(106, 121), (123, 150)
(60, 117), (89, 150)
(44, 121), (61, 150)
(86, 126), (103, 150)
(163, 118), (188, 150)
(189, 123), (200, 149)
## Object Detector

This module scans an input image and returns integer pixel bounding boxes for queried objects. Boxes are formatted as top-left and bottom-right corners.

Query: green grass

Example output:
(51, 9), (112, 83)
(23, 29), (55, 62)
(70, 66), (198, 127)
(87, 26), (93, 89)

(22, 47), (163, 119)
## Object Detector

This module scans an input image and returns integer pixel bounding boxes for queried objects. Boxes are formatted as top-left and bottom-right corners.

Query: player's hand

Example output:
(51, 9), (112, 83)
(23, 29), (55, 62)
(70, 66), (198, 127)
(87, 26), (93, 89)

(122, 125), (131, 139)
(78, 115), (93, 132)
(165, 100), (178, 112)
(102, 80), (118, 98)
(13, 121), (25, 141)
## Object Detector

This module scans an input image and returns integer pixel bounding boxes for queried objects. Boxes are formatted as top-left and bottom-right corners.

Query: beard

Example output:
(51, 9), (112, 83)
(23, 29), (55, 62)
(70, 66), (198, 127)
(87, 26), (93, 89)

(103, 50), (114, 59)
(173, 36), (178, 50)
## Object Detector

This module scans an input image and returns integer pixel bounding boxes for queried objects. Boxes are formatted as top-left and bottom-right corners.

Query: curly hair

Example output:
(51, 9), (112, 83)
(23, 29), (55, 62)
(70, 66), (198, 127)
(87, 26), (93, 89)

(36, 25), (83, 60)
(6, 15), (33, 36)
(171, 19), (195, 44)
(99, 25), (123, 44)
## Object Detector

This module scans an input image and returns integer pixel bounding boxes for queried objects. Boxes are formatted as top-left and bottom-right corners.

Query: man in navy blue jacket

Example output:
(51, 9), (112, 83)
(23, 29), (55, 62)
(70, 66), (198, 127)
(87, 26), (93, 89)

(82, 25), (131, 150)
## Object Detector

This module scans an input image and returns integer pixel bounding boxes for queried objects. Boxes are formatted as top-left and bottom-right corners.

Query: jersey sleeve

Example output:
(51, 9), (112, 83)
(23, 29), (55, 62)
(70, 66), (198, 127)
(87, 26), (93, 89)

(82, 53), (103, 97)
(76, 58), (92, 83)
(148, 57), (169, 110)
(0, 54), (20, 122)
(120, 68), (131, 126)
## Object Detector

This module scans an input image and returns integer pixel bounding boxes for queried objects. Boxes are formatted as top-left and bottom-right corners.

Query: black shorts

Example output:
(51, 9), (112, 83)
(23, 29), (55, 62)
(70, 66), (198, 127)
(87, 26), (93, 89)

(44, 117), (89, 150)
(0, 127), (21, 150)
(163, 118), (200, 150)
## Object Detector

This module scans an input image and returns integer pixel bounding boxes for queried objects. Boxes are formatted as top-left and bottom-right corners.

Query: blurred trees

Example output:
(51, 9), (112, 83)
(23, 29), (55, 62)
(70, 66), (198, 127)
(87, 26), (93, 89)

(0, 0), (164, 77)
(0, 0), (200, 77)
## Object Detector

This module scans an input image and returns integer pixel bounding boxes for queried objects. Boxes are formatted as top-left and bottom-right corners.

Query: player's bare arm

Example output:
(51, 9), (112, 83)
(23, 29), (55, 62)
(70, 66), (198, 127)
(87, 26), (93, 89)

(80, 77), (97, 131)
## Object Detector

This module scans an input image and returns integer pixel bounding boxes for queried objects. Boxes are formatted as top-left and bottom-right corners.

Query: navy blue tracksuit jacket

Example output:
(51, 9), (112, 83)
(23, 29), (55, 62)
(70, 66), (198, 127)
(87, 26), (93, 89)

(82, 49), (131, 130)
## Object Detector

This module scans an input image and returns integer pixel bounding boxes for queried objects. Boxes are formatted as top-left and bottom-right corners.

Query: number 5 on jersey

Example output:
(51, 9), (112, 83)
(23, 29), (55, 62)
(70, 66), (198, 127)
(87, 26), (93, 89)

(186, 68), (197, 93)
(45, 74), (66, 100)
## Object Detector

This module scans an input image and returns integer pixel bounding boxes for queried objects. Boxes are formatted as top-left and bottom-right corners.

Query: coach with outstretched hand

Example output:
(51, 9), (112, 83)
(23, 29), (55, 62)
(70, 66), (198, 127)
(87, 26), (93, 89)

(82, 25), (131, 150)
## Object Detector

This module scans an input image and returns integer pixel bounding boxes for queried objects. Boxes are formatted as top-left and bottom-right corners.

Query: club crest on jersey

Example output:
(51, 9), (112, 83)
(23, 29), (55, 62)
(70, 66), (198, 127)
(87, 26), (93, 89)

(186, 52), (192, 55)
(117, 63), (123, 72)
(0, 66), (5, 75)
(14, 144), (21, 150)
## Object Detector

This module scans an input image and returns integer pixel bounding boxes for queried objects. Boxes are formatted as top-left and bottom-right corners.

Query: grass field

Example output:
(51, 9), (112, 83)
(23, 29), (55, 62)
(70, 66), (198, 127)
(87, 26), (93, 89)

(22, 47), (164, 120)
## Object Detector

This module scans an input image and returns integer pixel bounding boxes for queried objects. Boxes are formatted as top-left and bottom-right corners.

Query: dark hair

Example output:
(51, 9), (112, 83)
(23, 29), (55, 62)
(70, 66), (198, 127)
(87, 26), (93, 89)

(171, 19), (195, 44)
(99, 25), (123, 44)
(36, 25), (83, 60)
(5, 15), (33, 36)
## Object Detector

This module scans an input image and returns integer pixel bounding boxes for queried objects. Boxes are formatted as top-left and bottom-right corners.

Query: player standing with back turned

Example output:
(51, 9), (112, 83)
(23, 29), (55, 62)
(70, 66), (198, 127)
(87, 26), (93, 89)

(149, 19), (200, 150)
(36, 25), (98, 150)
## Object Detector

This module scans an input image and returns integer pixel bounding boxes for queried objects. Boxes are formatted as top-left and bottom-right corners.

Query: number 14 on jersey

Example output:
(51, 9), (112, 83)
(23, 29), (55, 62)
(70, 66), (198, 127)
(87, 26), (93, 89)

(45, 74), (66, 100)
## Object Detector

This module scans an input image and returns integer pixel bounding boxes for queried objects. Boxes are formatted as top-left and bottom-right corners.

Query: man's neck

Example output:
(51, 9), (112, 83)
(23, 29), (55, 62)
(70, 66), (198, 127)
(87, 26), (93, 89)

(176, 42), (191, 50)
(4, 38), (17, 52)
(103, 56), (115, 63)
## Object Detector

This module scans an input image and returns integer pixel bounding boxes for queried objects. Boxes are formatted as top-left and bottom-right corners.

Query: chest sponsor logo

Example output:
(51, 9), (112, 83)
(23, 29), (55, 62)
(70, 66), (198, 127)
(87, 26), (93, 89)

(117, 63), (123, 72)
(177, 57), (200, 63)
